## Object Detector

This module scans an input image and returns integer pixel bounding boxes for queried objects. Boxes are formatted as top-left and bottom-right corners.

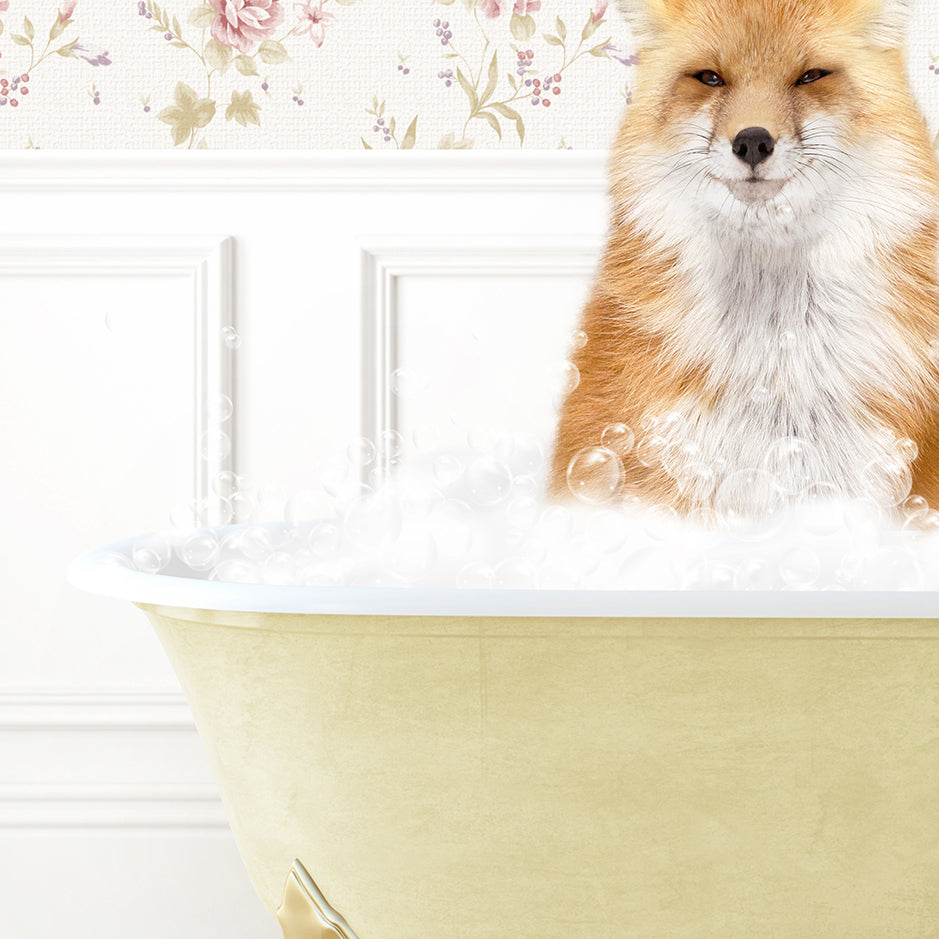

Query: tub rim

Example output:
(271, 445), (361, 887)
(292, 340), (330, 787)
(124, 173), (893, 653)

(68, 530), (939, 619)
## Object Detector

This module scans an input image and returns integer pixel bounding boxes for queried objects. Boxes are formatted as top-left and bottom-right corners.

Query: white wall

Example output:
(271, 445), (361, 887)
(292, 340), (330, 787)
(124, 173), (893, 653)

(0, 151), (607, 938)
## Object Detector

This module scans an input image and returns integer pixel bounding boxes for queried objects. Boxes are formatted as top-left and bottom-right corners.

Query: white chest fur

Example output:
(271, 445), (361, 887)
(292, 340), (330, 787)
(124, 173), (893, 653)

(661, 232), (923, 505)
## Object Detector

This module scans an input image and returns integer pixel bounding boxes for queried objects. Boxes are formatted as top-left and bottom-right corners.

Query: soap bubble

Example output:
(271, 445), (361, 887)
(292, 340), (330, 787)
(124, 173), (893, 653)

(601, 423), (635, 457)
(494, 558), (538, 588)
(211, 559), (261, 584)
(285, 489), (332, 525)
(457, 562), (496, 589)
(263, 551), (295, 585)
(635, 435), (669, 469)
(230, 488), (257, 523)
(494, 434), (544, 479)
(211, 470), (242, 499)
(779, 547), (821, 588)
(862, 457), (913, 508)
(432, 454), (464, 489)
(763, 437), (822, 494)
(221, 326), (242, 350)
(894, 437), (919, 463)
(300, 563), (345, 587)
(566, 447), (624, 505)
(343, 492), (403, 550)
(178, 529), (220, 571)
(308, 520), (342, 559)
(735, 558), (774, 590)
(347, 437), (377, 469)
(390, 368), (429, 398)
(465, 456), (513, 507)
(131, 534), (171, 573)
(537, 504), (574, 543)
(208, 393), (233, 423)
(750, 386), (771, 405)
(428, 499), (474, 558)
(802, 483), (846, 536)
(558, 361), (580, 396)
(901, 495), (929, 523)
(411, 424), (439, 453)
(662, 441), (701, 478)
(466, 425), (496, 453)
(385, 528), (437, 581)
(675, 462), (716, 504)
(378, 429), (405, 463)
(714, 468), (784, 535)
(571, 329), (588, 350)
(199, 430), (232, 462)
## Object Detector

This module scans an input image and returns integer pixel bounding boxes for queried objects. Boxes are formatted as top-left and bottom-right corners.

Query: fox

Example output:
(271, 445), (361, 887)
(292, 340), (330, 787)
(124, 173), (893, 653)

(550, 0), (939, 518)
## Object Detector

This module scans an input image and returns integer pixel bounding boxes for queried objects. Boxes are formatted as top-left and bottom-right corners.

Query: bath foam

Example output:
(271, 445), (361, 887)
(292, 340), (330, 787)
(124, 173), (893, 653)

(143, 430), (939, 592)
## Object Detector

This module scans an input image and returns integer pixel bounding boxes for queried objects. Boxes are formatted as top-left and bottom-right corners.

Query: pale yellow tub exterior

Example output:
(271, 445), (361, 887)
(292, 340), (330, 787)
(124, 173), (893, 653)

(141, 604), (939, 938)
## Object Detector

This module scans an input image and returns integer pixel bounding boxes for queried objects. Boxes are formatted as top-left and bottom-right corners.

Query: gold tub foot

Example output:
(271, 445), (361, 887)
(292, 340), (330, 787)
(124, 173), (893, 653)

(276, 860), (360, 939)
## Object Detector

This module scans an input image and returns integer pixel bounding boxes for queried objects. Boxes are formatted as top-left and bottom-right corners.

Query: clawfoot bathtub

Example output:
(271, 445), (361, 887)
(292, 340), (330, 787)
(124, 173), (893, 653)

(70, 534), (939, 938)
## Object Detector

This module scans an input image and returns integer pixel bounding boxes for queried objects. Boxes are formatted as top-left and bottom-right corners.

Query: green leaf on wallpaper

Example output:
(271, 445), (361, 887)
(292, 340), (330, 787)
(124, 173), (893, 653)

(378, 99), (385, 116)
(474, 110), (502, 140)
(233, 54), (259, 76)
(258, 40), (289, 64)
(226, 89), (261, 127)
(55, 40), (78, 57)
(11, 34), (29, 46)
(556, 16), (567, 41)
(205, 38), (232, 71)
(388, 116), (396, 136)
(49, 17), (68, 41)
(507, 73), (518, 91)
(333, 0), (360, 5)
(23, 16), (34, 41)
(543, 33), (563, 46)
(582, 15), (601, 40)
(491, 102), (524, 145)
(188, 4), (216, 28)
(456, 67), (478, 113)
(361, 138), (373, 149)
(510, 13), (536, 41)
(480, 51), (498, 106)
(400, 115), (418, 150)
(170, 40), (188, 48)
(443, 52), (460, 59)
(438, 133), (474, 149)
(0, 20), (4, 37)
(461, 0), (480, 9)
(432, 0), (456, 5)
(158, 82), (217, 146)
(588, 41), (610, 56)
(172, 14), (182, 36)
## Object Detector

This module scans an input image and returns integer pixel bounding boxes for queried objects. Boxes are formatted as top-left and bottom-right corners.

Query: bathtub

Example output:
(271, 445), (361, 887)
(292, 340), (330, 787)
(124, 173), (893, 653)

(70, 530), (939, 938)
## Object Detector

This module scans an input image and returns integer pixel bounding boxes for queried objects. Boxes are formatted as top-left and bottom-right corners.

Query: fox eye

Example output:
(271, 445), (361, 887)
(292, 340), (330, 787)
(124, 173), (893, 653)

(694, 70), (725, 87)
(796, 68), (831, 85)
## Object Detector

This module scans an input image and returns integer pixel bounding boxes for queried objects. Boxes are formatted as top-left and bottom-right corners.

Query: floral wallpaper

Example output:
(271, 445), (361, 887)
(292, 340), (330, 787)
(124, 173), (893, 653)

(0, 0), (936, 149)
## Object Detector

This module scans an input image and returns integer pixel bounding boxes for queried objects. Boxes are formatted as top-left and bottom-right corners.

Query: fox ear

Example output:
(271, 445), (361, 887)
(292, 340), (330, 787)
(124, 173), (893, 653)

(614, 0), (667, 45)
(867, 0), (911, 49)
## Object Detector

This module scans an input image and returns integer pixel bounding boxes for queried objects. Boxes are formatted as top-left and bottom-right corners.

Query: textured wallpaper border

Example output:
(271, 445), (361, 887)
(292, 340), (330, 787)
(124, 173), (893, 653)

(0, 149), (609, 190)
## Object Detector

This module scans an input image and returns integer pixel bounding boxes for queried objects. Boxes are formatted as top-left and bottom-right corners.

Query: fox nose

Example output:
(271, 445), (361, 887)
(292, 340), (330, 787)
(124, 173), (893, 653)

(732, 127), (775, 168)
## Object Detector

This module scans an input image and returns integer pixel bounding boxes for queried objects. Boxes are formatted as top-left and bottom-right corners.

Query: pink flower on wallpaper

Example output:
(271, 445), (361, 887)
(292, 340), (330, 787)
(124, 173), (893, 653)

(479, 0), (502, 18)
(591, 0), (609, 22)
(513, 0), (541, 13)
(294, 0), (336, 48)
(209, 0), (284, 54)
(59, 0), (78, 22)
(0, 1), (10, 11)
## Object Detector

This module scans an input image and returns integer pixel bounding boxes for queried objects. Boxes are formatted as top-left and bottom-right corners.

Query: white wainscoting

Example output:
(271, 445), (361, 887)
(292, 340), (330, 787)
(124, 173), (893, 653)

(0, 151), (607, 938)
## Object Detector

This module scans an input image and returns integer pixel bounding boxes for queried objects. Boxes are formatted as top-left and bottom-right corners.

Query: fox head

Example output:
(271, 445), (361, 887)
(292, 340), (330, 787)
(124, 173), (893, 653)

(611, 0), (937, 244)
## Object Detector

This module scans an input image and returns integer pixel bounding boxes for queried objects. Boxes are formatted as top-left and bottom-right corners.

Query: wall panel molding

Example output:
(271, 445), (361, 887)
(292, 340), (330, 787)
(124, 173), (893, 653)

(359, 235), (603, 462)
(0, 234), (234, 525)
